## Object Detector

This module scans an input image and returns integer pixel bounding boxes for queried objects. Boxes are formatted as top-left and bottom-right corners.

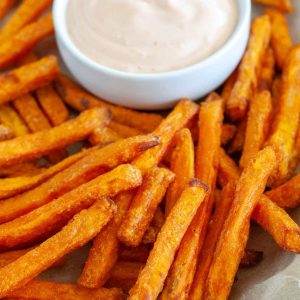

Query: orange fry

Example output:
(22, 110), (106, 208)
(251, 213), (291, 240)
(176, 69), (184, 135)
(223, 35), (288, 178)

(165, 128), (195, 215)
(0, 124), (14, 141)
(129, 180), (208, 300)
(0, 162), (44, 178)
(89, 127), (121, 146)
(240, 249), (264, 268)
(119, 245), (150, 263)
(255, 0), (293, 12)
(162, 94), (223, 299)
(221, 124), (237, 146)
(226, 16), (271, 121)
(240, 91), (273, 168)
(0, 55), (60, 105)
(221, 69), (237, 102)
(266, 46), (300, 186)
(0, 13), (54, 69)
(0, 198), (115, 297)
(205, 147), (276, 300)
(257, 47), (275, 91)
(7, 279), (124, 300)
(0, 0), (16, 20)
(228, 119), (247, 154)
(109, 121), (145, 138)
(0, 107), (109, 166)
(55, 75), (163, 132)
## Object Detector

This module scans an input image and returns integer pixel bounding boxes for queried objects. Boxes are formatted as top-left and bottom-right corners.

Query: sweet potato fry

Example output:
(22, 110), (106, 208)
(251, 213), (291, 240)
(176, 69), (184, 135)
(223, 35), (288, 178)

(118, 167), (174, 247)
(0, 161), (44, 178)
(165, 128), (195, 215)
(266, 9), (293, 70)
(221, 124), (237, 146)
(0, 164), (142, 250)
(0, 107), (109, 166)
(228, 119), (247, 153)
(240, 249), (264, 268)
(289, 124), (300, 175)
(266, 46), (300, 186)
(162, 94), (223, 299)
(0, 104), (29, 136)
(258, 47), (275, 91)
(240, 91), (273, 168)
(221, 69), (237, 102)
(0, 198), (115, 297)
(89, 127), (121, 146)
(0, 124), (14, 141)
(255, 0), (293, 12)
(226, 16), (271, 121)
(0, 55), (60, 105)
(55, 75), (163, 132)
(205, 147), (276, 300)
(109, 121), (145, 138)
(252, 195), (300, 253)
(272, 75), (282, 108)
(0, 134), (159, 223)
(7, 279), (124, 300)
(189, 181), (236, 300)
(0, 0), (16, 20)
(119, 245), (150, 263)
(0, 13), (54, 69)
(129, 180), (208, 300)
(0, 0), (52, 43)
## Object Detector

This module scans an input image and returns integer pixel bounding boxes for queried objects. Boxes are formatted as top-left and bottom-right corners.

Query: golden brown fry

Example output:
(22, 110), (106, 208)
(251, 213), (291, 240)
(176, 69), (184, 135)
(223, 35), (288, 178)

(89, 127), (121, 146)
(162, 94), (223, 299)
(221, 69), (237, 102)
(0, 134), (159, 223)
(189, 181), (236, 300)
(165, 128), (195, 215)
(7, 280), (124, 300)
(109, 121), (145, 138)
(0, 0), (16, 20)
(0, 55), (60, 105)
(205, 147), (276, 300)
(228, 119), (247, 153)
(221, 124), (237, 146)
(0, 124), (14, 141)
(118, 167), (174, 247)
(119, 245), (150, 263)
(55, 75), (163, 132)
(0, 164), (142, 251)
(0, 0), (52, 43)
(240, 91), (273, 168)
(255, 0), (293, 12)
(129, 180), (208, 300)
(226, 16), (271, 121)
(0, 107), (109, 166)
(0, 198), (115, 297)
(0, 13), (54, 69)
(266, 46), (300, 186)
(252, 195), (300, 253)
(257, 47), (275, 91)
(240, 249), (264, 268)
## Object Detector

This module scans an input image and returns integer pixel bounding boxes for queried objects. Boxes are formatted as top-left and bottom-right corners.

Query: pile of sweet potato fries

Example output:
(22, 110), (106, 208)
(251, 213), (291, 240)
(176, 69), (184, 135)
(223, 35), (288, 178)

(0, 0), (299, 299)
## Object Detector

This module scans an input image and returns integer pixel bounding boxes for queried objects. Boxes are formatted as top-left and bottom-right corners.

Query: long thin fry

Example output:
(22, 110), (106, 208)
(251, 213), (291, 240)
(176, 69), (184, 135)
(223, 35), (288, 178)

(0, 198), (115, 297)
(228, 119), (247, 154)
(0, 0), (16, 20)
(257, 47), (275, 91)
(226, 15), (271, 121)
(129, 180), (208, 299)
(254, 0), (293, 12)
(55, 75), (163, 132)
(0, 107), (110, 166)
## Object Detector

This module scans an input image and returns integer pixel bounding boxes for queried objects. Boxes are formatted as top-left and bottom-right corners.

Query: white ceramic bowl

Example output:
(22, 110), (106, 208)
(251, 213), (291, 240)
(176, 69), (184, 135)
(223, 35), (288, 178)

(53, 0), (251, 110)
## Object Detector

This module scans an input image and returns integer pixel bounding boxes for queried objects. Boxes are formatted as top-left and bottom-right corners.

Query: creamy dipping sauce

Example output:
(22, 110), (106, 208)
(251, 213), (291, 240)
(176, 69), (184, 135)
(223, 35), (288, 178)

(67, 0), (238, 73)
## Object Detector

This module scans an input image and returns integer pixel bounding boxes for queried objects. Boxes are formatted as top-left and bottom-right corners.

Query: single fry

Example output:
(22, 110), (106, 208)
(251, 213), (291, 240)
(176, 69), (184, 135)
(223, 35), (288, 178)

(272, 75), (282, 108)
(109, 121), (145, 138)
(0, 55), (60, 105)
(240, 249), (264, 268)
(7, 280), (124, 300)
(226, 16), (271, 120)
(0, 198), (115, 297)
(0, 0), (16, 20)
(89, 127), (121, 146)
(165, 128), (195, 215)
(0, 13), (54, 69)
(257, 47), (275, 91)
(255, 0), (293, 12)
(119, 245), (150, 263)
(55, 75), (163, 132)
(221, 69), (237, 102)
(129, 180), (208, 300)
(252, 195), (300, 253)
(0, 161), (44, 178)
(0, 107), (110, 166)
(0, 134), (159, 223)
(0, 124), (14, 141)
(266, 46), (300, 186)
(228, 119), (247, 153)
(118, 167), (174, 247)
(0, 0), (53, 43)
(240, 91), (273, 168)
(0, 164), (142, 251)
(221, 124), (237, 146)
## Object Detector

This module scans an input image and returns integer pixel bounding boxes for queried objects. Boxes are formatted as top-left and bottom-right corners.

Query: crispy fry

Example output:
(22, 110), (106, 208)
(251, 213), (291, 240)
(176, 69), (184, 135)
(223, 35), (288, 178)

(36, 84), (69, 126)
(240, 91), (273, 168)
(7, 280), (124, 300)
(129, 180), (207, 299)
(0, 104), (29, 136)
(119, 245), (150, 263)
(255, 0), (293, 12)
(0, 0), (16, 20)
(89, 127), (121, 146)
(252, 195), (300, 253)
(55, 75), (163, 132)
(0, 134), (159, 223)
(228, 119), (247, 153)
(240, 249), (264, 268)
(205, 147), (276, 300)
(118, 167), (174, 247)
(109, 121), (145, 138)
(0, 13), (54, 69)
(0, 107), (109, 166)
(221, 69), (237, 102)
(221, 124), (237, 146)
(257, 47), (275, 91)
(266, 46), (300, 186)
(165, 128), (195, 215)
(0, 55), (60, 105)
(0, 198), (115, 297)
(0, 164), (142, 250)
(162, 94), (223, 299)
(0, 124), (14, 141)
(189, 181), (236, 300)
(0, 0), (52, 43)
(226, 16), (271, 121)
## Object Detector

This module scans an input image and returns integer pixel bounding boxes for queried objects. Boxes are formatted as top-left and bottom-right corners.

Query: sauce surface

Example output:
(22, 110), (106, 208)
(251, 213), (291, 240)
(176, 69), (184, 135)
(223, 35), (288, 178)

(67, 0), (238, 73)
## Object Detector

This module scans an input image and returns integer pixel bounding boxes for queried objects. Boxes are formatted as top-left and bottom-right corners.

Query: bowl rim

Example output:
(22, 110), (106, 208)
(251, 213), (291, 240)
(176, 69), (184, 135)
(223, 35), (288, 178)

(53, 0), (251, 80)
